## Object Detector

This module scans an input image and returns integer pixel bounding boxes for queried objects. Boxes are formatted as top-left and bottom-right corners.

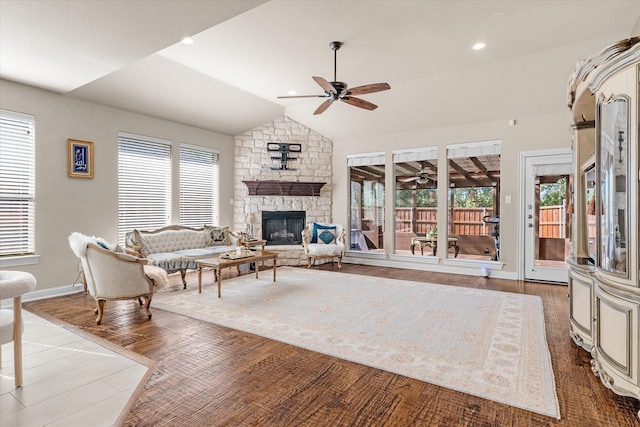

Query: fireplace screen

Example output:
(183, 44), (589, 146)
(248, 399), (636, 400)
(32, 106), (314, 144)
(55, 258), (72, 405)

(262, 211), (306, 246)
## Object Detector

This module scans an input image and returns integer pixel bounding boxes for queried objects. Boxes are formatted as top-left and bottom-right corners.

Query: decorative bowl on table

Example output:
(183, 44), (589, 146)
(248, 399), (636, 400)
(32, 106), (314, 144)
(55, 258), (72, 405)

(220, 249), (255, 259)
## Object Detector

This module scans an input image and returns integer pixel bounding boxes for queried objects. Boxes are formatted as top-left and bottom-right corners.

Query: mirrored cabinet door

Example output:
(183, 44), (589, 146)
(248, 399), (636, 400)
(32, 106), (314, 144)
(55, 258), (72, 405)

(597, 95), (628, 276)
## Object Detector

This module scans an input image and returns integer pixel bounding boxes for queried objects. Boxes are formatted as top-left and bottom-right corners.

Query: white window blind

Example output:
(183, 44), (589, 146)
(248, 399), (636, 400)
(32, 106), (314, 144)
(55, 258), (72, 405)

(392, 146), (438, 163)
(0, 110), (35, 256)
(179, 144), (219, 227)
(118, 132), (171, 244)
(347, 152), (386, 167)
(447, 140), (501, 158)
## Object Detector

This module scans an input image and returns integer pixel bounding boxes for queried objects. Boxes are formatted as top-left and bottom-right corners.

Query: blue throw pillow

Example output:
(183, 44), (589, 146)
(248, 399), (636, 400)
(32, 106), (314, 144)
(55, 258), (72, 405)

(318, 228), (336, 244)
(312, 224), (336, 244)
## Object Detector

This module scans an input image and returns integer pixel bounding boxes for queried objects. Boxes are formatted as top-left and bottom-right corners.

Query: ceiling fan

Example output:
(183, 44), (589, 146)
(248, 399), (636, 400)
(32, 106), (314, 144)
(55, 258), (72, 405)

(401, 164), (432, 185)
(278, 41), (390, 115)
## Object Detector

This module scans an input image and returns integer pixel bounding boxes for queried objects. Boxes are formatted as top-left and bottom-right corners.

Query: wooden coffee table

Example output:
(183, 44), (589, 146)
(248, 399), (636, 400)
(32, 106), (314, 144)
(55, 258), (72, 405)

(196, 250), (278, 298)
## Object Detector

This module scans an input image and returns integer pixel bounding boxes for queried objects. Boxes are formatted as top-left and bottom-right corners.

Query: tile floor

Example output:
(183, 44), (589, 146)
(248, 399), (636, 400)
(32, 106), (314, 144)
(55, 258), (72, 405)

(0, 310), (148, 427)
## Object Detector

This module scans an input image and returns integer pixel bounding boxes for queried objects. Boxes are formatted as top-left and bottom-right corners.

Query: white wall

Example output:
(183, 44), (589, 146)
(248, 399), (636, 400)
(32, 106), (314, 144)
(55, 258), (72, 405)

(0, 80), (235, 291)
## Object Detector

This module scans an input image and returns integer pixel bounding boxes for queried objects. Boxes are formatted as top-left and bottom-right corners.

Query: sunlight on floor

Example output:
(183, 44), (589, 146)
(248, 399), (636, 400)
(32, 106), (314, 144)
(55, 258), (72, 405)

(0, 310), (147, 427)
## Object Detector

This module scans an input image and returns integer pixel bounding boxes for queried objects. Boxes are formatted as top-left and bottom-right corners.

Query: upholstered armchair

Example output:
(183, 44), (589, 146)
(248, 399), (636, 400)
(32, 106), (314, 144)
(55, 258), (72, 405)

(301, 223), (346, 270)
(0, 270), (37, 387)
(69, 233), (160, 324)
(84, 243), (155, 324)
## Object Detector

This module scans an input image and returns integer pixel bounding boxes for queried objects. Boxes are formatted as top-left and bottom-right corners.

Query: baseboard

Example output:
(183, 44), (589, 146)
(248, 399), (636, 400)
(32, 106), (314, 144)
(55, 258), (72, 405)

(343, 255), (518, 280)
(13, 283), (85, 306)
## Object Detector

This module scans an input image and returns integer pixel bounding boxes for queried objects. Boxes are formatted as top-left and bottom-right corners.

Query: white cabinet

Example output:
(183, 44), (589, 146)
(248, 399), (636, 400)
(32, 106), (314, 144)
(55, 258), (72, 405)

(568, 263), (594, 351)
(592, 282), (639, 400)
(567, 38), (639, 417)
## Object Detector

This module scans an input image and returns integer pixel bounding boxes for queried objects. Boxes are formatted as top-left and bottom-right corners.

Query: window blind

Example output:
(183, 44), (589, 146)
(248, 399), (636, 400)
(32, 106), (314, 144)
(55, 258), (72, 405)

(0, 110), (35, 256)
(347, 152), (386, 167)
(179, 144), (219, 227)
(447, 140), (501, 158)
(118, 132), (171, 244)
(392, 147), (438, 163)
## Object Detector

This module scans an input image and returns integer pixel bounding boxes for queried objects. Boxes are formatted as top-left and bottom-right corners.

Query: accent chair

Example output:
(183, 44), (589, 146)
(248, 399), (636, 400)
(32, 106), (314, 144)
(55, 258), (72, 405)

(68, 232), (158, 324)
(0, 270), (37, 387)
(301, 223), (346, 270)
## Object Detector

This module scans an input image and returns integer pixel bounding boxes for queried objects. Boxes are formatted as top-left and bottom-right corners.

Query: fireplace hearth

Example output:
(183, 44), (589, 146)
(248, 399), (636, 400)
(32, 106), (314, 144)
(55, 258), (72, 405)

(262, 211), (306, 246)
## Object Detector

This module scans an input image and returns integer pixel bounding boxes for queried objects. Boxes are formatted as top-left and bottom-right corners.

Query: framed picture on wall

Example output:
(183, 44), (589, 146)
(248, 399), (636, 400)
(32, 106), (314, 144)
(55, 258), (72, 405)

(68, 139), (94, 178)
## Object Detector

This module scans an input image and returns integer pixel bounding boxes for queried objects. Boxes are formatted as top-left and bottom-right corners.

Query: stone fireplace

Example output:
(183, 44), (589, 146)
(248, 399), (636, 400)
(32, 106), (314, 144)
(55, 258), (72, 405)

(261, 211), (305, 246)
(233, 116), (333, 265)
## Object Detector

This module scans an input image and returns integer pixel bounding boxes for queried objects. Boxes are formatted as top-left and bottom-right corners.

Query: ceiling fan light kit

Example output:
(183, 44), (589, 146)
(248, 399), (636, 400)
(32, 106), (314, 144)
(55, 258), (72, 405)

(278, 41), (390, 114)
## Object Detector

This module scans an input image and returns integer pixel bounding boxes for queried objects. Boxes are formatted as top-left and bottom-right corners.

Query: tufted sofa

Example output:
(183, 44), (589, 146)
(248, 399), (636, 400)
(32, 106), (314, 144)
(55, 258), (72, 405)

(125, 225), (239, 288)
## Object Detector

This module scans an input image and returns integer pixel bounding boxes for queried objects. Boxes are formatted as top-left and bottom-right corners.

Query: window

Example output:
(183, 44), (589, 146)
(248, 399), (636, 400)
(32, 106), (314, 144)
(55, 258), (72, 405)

(447, 141), (501, 260)
(118, 132), (171, 244)
(179, 144), (219, 227)
(393, 147), (438, 255)
(0, 110), (35, 256)
(348, 153), (386, 252)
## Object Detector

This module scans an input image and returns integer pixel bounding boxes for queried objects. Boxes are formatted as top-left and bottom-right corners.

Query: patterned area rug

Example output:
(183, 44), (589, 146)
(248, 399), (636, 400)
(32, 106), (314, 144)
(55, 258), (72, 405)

(152, 267), (560, 418)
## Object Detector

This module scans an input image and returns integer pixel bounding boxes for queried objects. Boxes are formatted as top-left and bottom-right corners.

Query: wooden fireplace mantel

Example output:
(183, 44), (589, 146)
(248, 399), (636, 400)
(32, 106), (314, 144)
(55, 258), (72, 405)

(243, 181), (325, 196)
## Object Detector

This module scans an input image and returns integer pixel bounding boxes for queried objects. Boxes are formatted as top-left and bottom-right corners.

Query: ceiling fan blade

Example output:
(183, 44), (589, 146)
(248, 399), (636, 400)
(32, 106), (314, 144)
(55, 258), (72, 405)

(341, 96), (378, 111)
(312, 76), (337, 94)
(314, 99), (334, 115)
(348, 82), (390, 96)
(277, 94), (328, 99)
(399, 176), (419, 183)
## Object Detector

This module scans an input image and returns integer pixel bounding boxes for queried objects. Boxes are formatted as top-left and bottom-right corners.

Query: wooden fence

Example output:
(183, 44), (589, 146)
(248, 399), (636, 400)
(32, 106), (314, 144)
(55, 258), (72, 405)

(539, 205), (567, 238)
(394, 206), (566, 238)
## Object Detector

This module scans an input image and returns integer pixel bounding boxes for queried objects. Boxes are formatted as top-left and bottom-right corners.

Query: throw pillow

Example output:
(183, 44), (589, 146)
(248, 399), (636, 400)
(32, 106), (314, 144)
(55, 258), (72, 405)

(205, 225), (231, 246)
(313, 223), (337, 244)
(96, 241), (111, 251)
(317, 228), (336, 245)
(132, 229), (149, 257)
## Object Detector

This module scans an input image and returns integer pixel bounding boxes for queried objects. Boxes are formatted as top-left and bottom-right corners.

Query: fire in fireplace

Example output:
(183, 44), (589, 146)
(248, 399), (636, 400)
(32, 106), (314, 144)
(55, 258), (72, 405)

(262, 211), (306, 246)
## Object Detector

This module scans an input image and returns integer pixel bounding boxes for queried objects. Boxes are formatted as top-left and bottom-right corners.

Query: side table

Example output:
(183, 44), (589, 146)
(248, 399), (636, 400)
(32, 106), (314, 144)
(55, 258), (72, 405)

(241, 239), (266, 250)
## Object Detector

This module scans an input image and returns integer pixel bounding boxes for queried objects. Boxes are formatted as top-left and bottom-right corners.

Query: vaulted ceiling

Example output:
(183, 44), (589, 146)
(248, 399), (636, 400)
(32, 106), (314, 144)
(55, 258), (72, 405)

(1, 1), (638, 141)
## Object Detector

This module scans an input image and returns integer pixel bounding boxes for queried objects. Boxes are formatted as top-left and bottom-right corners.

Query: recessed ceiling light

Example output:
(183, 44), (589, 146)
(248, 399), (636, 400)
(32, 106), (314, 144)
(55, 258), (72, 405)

(287, 90), (297, 96)
(181, 37), (194, 45)
(472, 42), (486, 50)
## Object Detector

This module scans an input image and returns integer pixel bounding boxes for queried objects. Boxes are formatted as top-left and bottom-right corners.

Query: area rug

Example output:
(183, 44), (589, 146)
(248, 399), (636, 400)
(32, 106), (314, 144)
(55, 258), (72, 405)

(152, 267), (560, 419)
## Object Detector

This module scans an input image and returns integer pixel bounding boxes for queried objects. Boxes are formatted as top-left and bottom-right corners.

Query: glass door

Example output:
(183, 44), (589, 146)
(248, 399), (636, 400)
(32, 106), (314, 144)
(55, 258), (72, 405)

(523, 151), (572, 283)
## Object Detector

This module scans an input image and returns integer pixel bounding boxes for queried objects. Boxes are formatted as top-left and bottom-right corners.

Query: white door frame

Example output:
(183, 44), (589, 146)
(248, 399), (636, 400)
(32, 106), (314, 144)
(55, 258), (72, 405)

(518, 148), (572, 282)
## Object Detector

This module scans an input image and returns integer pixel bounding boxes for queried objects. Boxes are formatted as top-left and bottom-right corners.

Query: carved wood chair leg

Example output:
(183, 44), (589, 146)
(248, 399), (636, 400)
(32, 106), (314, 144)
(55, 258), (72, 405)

(180, 269), (187, 289)
(144, 296), (152, 319)
(307, 257), (312, 269)
(337, 256), (342, 270)
(95, 299), (105, 325)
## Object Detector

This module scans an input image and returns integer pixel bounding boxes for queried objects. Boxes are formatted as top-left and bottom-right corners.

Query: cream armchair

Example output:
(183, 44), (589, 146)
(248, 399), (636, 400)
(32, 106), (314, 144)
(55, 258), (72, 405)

(301, 223), (346, 270)
(84, 243), (154, 325)
(69, 233), (157, 325)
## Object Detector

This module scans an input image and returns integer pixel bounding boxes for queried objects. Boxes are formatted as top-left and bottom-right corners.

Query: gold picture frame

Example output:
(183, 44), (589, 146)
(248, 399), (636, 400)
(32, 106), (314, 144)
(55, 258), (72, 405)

(68, 139), (94, 178)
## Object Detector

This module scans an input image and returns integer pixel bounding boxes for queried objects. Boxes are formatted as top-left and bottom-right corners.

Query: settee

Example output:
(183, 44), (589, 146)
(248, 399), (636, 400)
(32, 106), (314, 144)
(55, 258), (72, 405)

(125, 225), (239, 288)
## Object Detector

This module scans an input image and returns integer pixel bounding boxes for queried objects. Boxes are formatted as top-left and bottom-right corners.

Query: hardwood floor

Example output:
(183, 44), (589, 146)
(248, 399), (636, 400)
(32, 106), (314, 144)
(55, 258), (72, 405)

(24, 264), (639, 426)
